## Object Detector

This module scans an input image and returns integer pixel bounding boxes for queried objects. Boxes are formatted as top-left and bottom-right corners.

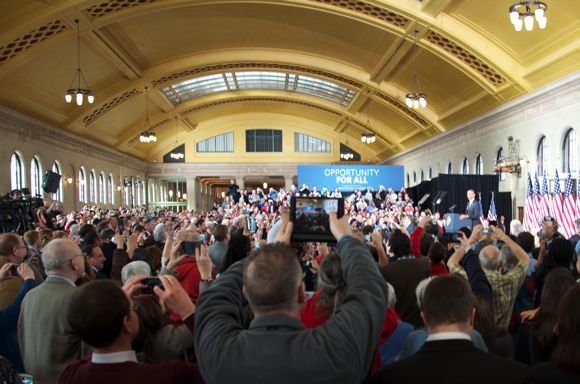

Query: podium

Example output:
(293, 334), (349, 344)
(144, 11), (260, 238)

(444, 213), (472, 232)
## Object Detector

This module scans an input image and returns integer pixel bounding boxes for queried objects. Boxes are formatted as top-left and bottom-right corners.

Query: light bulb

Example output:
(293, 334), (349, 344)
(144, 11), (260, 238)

(514, 18), (523, 31)
(509, 10), (519, 24)
(538, 16), (547, 29)
(168, 190), (174, 197)
(405, 97), (413, 108)
(182, 193), (187, 199)
(65, 94), (72, 103)
(524, 15), (534, 31)
(419, 97), (427, 108)
(87, 94), (94, 104)
(413, 99), (419, 109)
(361, 135), (366, 143)
(76, 92), (83, 106)
(534, 8), (544, 20)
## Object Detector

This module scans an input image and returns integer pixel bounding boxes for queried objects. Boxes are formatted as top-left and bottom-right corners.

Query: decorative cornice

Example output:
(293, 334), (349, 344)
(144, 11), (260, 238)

(147, 162), (298, 177)
(0, 105), (147, 171)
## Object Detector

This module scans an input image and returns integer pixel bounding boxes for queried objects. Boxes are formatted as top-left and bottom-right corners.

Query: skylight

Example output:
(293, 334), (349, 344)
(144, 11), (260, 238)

(161, 71), (357, 107)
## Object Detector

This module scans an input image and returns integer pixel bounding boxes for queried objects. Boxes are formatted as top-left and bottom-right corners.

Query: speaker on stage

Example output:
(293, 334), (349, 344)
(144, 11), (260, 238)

(42, 170), (61, 194)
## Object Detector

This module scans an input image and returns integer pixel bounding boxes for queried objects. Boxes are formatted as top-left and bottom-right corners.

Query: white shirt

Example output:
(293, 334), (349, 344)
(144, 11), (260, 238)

(426, 331), (471, 342)
(92, 351), (138, 364)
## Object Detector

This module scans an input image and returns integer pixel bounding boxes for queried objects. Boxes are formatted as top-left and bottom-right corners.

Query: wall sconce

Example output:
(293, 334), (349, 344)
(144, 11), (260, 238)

(263, 182), (268, 189)
(116, 186), (122, 192)
(168, 190), (174, 197)
(65, 176), (73, 184)
(182, 193), (187, 199)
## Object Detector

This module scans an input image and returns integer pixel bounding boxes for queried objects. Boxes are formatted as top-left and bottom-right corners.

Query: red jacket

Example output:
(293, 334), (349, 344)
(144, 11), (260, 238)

(410, 226), (423, 258)
(170, 257), (201, 323)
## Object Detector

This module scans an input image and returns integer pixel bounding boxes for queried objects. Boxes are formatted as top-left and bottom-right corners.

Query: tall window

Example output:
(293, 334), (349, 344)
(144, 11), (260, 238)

(462, 158), (469, 175)
(124, 179), (130, 206)
(475, 154), (483, 175)
(30, 156), (42, 196)
(246, 129), (282, 152)
(420, 170), (424, 182)
(496, 147), (506, 181)
(562, 128), (576, 173)
(79, 168), (86, 202)
(537, 135), (548, 176)
(447, 162), (452, 174)
(406, 173), (410, 187)
(99, 173), (106, 204)
(10, 152), (23, 190)
(413, 171), (417, 185)
(428, 167), (432, 180)
(89, 170), (96, 203)
(294, 133), (331, 152)
(108, 174), (114, 205)
(51, 161), (63, 201)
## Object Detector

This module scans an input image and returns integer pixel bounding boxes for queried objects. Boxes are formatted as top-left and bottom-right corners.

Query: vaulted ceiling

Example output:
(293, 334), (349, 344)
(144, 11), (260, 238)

(0, 0), (578, 162)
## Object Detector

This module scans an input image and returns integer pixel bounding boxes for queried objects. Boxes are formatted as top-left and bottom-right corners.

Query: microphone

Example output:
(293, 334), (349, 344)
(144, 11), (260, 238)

(448, 204), (457, 212)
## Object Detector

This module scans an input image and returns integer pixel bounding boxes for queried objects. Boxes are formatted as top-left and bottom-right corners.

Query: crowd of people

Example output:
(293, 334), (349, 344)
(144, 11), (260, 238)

(0, 181), (579, 383)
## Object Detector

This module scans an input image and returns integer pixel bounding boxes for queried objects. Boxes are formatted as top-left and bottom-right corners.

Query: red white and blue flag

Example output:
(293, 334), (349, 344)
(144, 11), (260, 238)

(540, 171), (551, 219)
(561, 170), (577, 238)
(487, 193), (497, 222)
(551, 169), (566, 237)
(524, 173), (540, 233)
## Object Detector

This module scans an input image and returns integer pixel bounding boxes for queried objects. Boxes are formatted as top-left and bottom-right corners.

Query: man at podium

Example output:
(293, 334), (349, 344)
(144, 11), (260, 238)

(460, 189), (481, 228)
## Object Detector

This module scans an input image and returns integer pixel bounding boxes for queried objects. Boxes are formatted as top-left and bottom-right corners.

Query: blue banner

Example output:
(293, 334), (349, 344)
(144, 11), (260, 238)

(298, 165), (404, 192)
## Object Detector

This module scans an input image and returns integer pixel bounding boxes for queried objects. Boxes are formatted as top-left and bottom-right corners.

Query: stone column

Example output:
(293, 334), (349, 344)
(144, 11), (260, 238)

(186, 177), (196, 211)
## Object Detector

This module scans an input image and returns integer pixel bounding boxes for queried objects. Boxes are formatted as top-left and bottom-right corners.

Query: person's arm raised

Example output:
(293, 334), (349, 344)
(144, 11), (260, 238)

(491, 225), (530, 267)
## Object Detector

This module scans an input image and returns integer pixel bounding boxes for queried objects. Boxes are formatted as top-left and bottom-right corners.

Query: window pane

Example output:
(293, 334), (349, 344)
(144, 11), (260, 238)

(11, 153), (22, 190)
(294, 133), (331, 152)
(197, 133), (234, 152)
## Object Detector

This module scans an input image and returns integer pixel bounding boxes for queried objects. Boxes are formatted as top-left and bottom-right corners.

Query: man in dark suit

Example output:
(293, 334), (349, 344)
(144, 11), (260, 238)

(373, 275), (528, 384)
(460, 189), (481, 228)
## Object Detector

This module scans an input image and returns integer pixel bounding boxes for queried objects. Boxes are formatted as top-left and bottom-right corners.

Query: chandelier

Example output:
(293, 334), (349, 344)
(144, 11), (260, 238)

(64, 19), (94, 106)
(340, 152), (354, 160)
(361, 133), (376, 143)
(495, 136), (523, 176)
(169, 117), (184, 158)
(405, 31), (427, 110)
(509, 1), (547, 31)
(139, 87), (157, 143)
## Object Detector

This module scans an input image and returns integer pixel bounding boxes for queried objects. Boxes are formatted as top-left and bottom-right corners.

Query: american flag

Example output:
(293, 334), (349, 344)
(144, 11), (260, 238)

(524, 173), (539, 232)
(540, 171), (551, 218)
(577, 169), (580, 218)
(487, 193), (497, 222)
(552, 169), (566, 237)
(533, 173), (542, 226)
(561, 170), (577, 238)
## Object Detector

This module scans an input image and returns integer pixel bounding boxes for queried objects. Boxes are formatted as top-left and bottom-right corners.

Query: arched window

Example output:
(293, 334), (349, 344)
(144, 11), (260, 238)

(406, 173), (410, 187)
(462, 158), (469, 175)
(124, 179), (130, 206)
(428, 167), (433, 180)
(475, 154), (483, 175)
(51, 161), (63, 201)
(108, 174), (114, 205)
(79, 168), (86, 202)
(30, 156), (42, 196)
(99, 173), (106, 204)
(447, 162), (452, 174)
(89, 170), (96, 203)
(496, 147), (506, 181)
(537, 135), (549, 176)
(562, 128), (576, 173)
(420, 169), (424, 182)
(10, 152), (23, 190)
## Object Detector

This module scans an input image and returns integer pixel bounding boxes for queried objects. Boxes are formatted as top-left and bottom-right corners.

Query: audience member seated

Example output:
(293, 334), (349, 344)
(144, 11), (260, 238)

(59, 276), (202, 384)
(372, 275), (528, 384)
(194, 212), (388, 383)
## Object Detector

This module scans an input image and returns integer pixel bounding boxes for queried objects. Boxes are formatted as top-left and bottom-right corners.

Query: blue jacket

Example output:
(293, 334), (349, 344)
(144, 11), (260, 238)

(0, 278), (36, 372)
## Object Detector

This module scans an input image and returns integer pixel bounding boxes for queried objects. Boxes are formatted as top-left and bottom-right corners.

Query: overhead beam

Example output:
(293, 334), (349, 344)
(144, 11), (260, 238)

(421, 0), (455, 18)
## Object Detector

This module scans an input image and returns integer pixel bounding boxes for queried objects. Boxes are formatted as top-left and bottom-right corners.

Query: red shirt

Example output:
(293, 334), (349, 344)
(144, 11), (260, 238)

(430, 262), (450, 276)
(410, 226), (424, 258)
(170, 257), (202, 323)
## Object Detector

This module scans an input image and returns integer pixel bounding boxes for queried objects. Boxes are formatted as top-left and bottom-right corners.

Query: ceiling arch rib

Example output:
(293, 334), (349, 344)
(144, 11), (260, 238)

(116, 92), (402, 153)
(71, 59), (442, 138)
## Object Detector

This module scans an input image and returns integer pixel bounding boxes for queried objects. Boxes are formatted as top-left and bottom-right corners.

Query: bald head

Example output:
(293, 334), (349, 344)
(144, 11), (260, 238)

(478, 245), (501, 271)
(42, 239), (84, 274)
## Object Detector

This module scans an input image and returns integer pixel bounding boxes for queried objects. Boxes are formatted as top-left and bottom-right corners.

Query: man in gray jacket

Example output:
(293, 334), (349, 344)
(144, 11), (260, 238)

(18, 239), (87, 384)
(194, 212), (388, 383)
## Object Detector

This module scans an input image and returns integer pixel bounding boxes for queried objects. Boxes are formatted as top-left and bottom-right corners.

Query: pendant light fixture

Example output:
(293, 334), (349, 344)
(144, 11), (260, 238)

(361, 100), (376, 144)
(139, 87), (157, 143)
(509, 1), (547, 32)
(169, 117), (184, 159)
(64, 19), (94, 106)
(404, 30), (427, 110)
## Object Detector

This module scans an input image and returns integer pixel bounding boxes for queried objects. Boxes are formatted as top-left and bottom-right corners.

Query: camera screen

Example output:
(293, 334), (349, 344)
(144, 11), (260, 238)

(293, 198), (338, 234)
